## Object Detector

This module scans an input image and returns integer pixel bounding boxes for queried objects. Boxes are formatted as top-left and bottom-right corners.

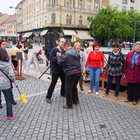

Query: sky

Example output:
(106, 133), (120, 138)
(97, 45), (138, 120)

(0, 0), (21, 15)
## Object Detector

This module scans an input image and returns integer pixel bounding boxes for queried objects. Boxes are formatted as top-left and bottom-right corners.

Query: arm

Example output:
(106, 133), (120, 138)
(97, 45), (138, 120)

(85, 53), (90, 68)
(50, 48), (58, 63)
(57, 53), (68, 67)
(101, 52), (104, 68)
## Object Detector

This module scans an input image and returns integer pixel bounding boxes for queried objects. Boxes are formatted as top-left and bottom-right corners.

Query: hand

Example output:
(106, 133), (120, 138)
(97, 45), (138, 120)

(56, 52), (61, 56)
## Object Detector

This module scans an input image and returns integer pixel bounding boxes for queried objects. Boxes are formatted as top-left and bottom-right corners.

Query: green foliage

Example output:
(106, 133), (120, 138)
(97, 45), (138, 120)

(88, 6), (140, 42)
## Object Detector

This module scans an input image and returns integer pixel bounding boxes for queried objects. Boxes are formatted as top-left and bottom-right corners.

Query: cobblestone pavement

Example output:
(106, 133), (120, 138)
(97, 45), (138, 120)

(0, 75), (140, 140)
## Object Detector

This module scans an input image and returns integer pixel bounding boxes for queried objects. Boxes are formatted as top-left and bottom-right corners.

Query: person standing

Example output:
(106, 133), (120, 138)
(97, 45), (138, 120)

(46, 37), (66, 103)
(74, 42), (86, 91)
(124, 42), (140, 105)
(103, 43), (125, 100)
(85, 43), (104, 95)
(0, 48), (16, 120)
(57, 42), (81, 109)
(0, 40), (17, 108)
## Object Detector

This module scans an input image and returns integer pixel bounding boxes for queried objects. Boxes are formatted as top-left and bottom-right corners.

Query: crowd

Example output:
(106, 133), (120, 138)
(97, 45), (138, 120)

(0, 38), (140, 121)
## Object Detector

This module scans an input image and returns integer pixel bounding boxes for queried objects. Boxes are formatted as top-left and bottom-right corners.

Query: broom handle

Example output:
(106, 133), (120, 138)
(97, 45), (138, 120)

(15, 85), (22, 94)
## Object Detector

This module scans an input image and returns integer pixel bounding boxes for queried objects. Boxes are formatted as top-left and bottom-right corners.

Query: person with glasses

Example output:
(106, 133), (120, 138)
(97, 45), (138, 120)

(46, 37), (66, 103)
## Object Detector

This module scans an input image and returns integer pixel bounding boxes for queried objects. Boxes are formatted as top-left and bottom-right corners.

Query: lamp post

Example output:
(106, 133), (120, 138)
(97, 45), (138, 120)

(10, 6), (21, 44)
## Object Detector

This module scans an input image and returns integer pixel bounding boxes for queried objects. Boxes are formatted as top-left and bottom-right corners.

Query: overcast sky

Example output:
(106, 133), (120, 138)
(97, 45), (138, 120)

(0, 0), (21, 15)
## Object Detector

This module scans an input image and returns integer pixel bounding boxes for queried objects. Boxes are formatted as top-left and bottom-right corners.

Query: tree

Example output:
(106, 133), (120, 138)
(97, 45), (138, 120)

(88, 6), (140, 43)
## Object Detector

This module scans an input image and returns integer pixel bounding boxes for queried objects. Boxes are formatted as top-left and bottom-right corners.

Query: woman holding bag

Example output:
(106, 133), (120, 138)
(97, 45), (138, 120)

(0, 48), (16, 120)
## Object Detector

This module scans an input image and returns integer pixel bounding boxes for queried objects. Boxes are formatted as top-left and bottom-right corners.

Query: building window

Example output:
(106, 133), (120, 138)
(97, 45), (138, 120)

(87, 2), (91, 10)
(67, 0), (72, 8)
(130, 7), (134, 10)
(52, 13), (56, 24)
(122, 6), (127, 11)
(130, 0), (134, 3)
(52, 0), (56, 6)
(122, 0), (127, 4)
(79, 15), (82, 25)
(66, 15), (72, 24)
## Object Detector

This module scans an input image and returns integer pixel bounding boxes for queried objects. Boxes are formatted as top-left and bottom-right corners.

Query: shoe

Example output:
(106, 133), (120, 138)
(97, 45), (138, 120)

(88, 90), (93, 94)
(114, 96), (118, 100)
(103, 94), (108, 97)
(73, 101), (80, 105)
(7, 117), (12, 120)
(0, 104), (2, 108)
(95, 92), (99, 96)
(12, 100), (17, 105)
(7, 115), (16, 120)
(63, 105), (72, 109)
(124, 99), (130, 102)
(46, 98), (52, 103)
(133, 101), (137, 105)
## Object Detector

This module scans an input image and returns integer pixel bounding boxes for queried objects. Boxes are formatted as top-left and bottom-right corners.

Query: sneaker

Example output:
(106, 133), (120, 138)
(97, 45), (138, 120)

(133, 101), (137, 105)
(12, 100), (17, 105)
(95, 92), (99, 96)
(12, 115), (16, 118)
(88, 90), (93, 94)
(46, 98), (52, 103)
(7, 117), (12, 120)
(114, 96), (118, 100)
(0, 104), (2, 108)
(103, 94), (108, 97)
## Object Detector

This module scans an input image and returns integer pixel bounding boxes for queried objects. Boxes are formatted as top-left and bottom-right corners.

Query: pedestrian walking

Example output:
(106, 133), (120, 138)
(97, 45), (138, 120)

(74, 42), (86, 91)
(85, 43), (104, 95)
(103, 43), (125, 100)
(0, 48), (16, 120)
(124, 41), (140, 105)
(57, 42), (81, 109)
(46, 37), (66, 103)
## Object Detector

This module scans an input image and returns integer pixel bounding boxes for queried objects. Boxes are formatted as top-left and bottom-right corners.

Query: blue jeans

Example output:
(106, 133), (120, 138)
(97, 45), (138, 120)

(105, 75), (121, 97)
(89, 67), (101, 92)
(1, 88), (13, 117)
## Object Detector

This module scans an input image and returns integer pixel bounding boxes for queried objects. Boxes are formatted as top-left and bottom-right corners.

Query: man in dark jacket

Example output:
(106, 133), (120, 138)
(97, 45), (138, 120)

(57, 42), (81, 109)
(46, 37), (66, 103)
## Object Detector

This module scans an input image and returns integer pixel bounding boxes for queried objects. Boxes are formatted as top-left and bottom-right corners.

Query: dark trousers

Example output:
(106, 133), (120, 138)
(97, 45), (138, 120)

(0, 90), (15, 104)
(1, 88), (13, 117)
(106, 75), (122, 97)
(79, 75), (83, 89)
(127, 83), (140, 102)
(46, 74), (65, 99)
(65, 73), (81, 107)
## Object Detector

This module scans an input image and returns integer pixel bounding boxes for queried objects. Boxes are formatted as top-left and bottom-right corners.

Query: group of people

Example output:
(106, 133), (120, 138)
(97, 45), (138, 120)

(0, 37), (140, 121)
(46, 38), (140, 108)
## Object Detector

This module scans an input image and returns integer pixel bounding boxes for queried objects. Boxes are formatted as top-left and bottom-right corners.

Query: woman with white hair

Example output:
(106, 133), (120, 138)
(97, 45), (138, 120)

(124, 41), (140, 105)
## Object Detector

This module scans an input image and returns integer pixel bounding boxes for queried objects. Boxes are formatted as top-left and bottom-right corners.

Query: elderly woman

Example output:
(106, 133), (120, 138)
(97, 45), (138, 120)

(85, 43), (104, 95)
(74, 42), (86, 91)
(103, 43), (125, 100)
(124, 41), (140, 105)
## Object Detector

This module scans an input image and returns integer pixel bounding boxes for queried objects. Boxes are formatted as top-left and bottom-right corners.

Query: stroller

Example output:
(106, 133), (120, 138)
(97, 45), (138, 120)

(36, 50), (44, 64)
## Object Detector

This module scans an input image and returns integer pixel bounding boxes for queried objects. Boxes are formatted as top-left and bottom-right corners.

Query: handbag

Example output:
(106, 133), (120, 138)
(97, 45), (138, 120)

(0, 69), (13, 88)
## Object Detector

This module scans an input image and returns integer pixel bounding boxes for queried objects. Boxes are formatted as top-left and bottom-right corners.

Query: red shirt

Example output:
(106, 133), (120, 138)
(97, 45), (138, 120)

(85, 51), (104, 68)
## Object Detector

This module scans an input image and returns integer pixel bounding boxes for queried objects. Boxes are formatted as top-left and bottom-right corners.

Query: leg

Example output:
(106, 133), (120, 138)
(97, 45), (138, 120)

(95, 67), (101, 92)
(127, 83), (133, 101)
(2, 88), (13, 117)
(114, 76), (121, 97)
(89, 67), (95, 91)
(133, 83), (140, 102)
(65, 75), (75, 108)
(105, 75), (113, 95)
(79, 75), (84, 91)
(72, 73), (81, 103)
(46, 74), (59, 99)
(0, 91), (2, 108)
(59, 74), (65, 96)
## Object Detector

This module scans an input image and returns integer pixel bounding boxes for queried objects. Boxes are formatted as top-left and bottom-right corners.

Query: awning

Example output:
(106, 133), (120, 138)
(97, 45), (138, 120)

(74, 32), (94, 40)
(40, 30), (48, 36)
(63, 29), (76, 36)
(22, 32), (32, 38)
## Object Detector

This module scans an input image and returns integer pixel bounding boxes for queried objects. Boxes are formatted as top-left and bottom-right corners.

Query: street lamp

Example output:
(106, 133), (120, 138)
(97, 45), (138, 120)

(10, 6), (21, 44)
